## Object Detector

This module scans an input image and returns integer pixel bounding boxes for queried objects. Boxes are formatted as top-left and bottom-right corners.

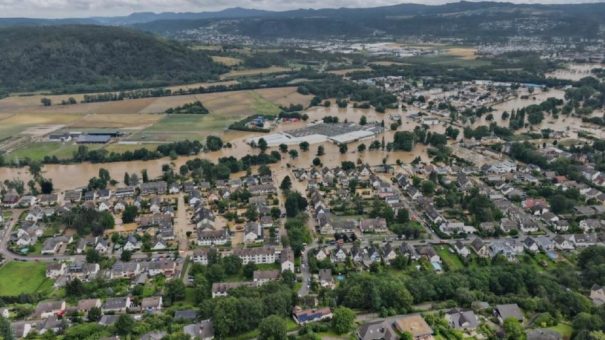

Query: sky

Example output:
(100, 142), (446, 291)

(0, 0), (602, 19)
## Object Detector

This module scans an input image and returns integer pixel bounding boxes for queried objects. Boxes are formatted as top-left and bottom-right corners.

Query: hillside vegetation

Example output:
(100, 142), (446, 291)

(0, 25), (227, 94)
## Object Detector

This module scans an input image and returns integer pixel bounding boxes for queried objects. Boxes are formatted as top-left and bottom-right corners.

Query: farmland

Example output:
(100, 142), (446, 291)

(0, 261), (54, 296)
(0, 87), (312, 158)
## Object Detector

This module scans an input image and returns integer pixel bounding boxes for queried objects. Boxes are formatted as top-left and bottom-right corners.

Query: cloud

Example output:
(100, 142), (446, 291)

(0, 0), (599, 18)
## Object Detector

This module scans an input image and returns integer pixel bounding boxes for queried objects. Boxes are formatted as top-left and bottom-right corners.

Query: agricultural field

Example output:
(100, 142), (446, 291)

(4, 142), (83, 162)
(211, 56), (243, 66)
(219, 66), (296, 80)
(0, 261), (54, 296)
(0, 87), (312, 156)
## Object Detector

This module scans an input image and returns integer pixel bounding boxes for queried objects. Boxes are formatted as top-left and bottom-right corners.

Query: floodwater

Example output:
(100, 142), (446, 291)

(546, 63), (604, 81)
(0, 105), (432, 191)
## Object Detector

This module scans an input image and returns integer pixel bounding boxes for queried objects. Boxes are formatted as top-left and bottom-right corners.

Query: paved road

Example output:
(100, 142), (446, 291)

(297, 241), (316, 297)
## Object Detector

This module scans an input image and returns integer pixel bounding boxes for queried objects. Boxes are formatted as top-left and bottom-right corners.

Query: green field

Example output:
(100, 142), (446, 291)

(0, 261), (54, 296)
(435, 245), (464, 271)
(5, 142), (83, 162)
(128, 114), (245, 142)
(401, 54), (490, 68)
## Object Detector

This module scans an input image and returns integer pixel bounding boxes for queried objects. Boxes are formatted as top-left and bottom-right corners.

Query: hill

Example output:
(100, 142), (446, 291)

(0, 25), (227, 94)
(132, 1), (605, 40)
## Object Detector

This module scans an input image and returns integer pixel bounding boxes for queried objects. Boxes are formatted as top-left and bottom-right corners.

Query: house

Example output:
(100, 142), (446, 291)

(359, 218), (388, 233)
(77, 299), (102, 314)
(393, 314), (434, 340)
(472, 238), (491, 258)
(590, 285), (605, 306)
(523, 237), (540, 253)
(453, 241), (470, 258)
(141, 331), (168, 340)
(318, 269), (335, 289)
(527, 329), (562, 340)
(425, 206), (443, 224)
(141, 296), (163, 313)
(280, 247), (295, 272)
(197, 229), (230, 246)
(399, 242), (419, 260)
(140, 181), (167, 195)
(244, 222), (263, 243)
(41, 237), (70, 255)
(211, 282), (256, 298)
(11, 322), (33, 338)
(99, 315), (120, 326)
(292, 307), (333, 325)
(439, 221), (476, 236)
(183, 319), (214, 340)
(416, 245), (441, 263)
(174, 309), (198, 322)
(579, 219), (603, 233)
(445, 309), (478, 330)
(315, 247), (329, 261)
(192, 248), (212, 265)
(148, 260), (177, 277)
(34, 300), (66, 319)
(38, 316), (64, 335)
(534, 236), (555, 252)
(381, 243), (398, 264)
(494, 304), (524, 325)
(331, 247), (348, 263)
(110, 262), (141, 279)
(95, 238), (110, 253)
(123, 235), (142, 251)
(46, 263), (66, 279)
(102, 296), (132, 313)
(357, 319), (398, 340)
(253, 270), (281, 285)
(234, 247), (277, 265)
(554, 235), (575, 251)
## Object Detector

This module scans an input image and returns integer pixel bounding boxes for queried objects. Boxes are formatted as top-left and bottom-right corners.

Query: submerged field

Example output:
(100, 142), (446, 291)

(0, 261), (54, 296)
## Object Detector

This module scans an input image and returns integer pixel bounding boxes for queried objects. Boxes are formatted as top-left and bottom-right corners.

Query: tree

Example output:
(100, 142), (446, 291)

(164, 280), (186, 305)
(141, 169), (149, 183)
(339, 144), (348, 154)
(289, 149), (299, 159)
(243, 261), (257, 280)
(359, 115), (367, 125)
(285, 191), (308, 217)
(41, 97), (52, 106)
(87, 307), (102, 322)
(358, 143), (366, 152)
(65, 278), (86, 296)
(258, 165), (272, 177)
(258, 315), (287, 340)
(299, 141), (309, 152)
(316, 145), (325, 156)
(115, 314), (135, 336)
(258, 138), (268, 152)
(280, 176), (292, 191)
(528, 111), (544, 125)
(206, 135), (224, 151)
(85, 249), (101, 263)
(503, 318), (526, 340)
(122, 205), (138, 224)
(312, 157), (321, 166)
(393, 131), (415, 151)
(222, 255), (243, 276)
(332, 307), (356, 334)
(39, 179), (53, 194)
(120, 250), (132, 262)
(279, 144), (288, 153)
(0, 316), (14, 340)
(123, 172), (130, 185)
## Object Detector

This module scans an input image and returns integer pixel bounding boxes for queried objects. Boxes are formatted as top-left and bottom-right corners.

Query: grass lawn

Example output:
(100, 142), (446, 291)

(0, 261), (54, 296)
(229, 318), (299, 340)
(6, 142), (81, 162)
(250, 91), (281, 116)
(435, 245), (464, 271)
(547, 323), (573, 339)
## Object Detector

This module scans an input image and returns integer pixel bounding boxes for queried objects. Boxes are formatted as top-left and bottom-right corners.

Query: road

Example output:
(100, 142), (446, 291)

(174, 192), (192, 253)
(297, 241), (316, 297)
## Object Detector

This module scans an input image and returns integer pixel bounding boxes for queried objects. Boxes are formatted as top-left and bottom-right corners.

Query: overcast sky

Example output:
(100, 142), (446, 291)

(0, 0), (601, 19)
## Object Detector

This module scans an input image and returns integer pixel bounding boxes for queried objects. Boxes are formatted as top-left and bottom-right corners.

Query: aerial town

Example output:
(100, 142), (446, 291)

(0, 1), (605, 340)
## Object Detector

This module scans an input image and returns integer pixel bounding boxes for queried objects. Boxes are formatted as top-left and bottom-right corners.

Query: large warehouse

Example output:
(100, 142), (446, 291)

(247, 122), (383, 146)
